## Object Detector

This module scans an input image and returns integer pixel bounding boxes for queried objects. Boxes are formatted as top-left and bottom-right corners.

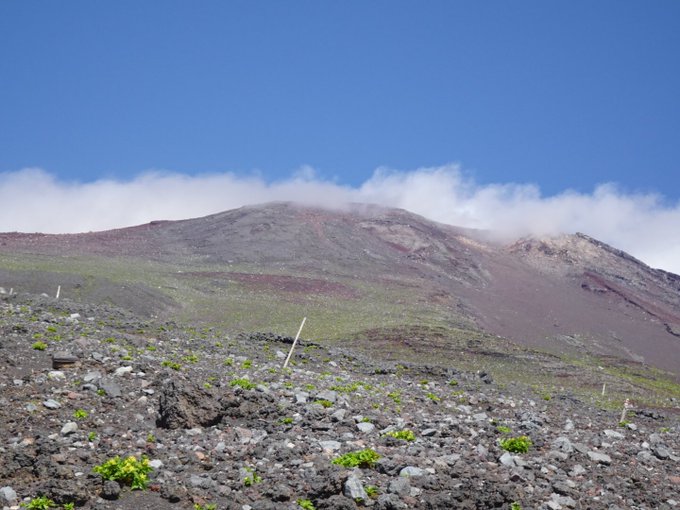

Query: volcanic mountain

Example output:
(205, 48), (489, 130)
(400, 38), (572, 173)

(1, 202), (679, 377)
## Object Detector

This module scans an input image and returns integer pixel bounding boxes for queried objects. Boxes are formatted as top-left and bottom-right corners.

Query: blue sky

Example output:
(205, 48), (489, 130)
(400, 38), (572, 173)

(1, 1), (680, 272)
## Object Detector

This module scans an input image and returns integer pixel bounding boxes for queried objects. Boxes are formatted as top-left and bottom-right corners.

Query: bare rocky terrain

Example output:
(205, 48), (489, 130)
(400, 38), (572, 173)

(1, 202), (679, 375)
(0, 293), (679, 510)
(1, 202), (680, 509)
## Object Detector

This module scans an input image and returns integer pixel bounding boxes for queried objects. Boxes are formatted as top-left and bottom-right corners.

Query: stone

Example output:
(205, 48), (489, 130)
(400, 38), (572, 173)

(319, 440), (342, 451)
(43, 399), (61, 409)
(603, 429), (625, 439)
(0, 486), (17, 505)
(344, 474), (367, 501)
(499, 452), (517, 467)
(114, 366), (133, 376)
(61, 421), (78, 436)
(587, 451), (612, 465)
(99, 378), (122, 398)
(102, 480), (121, 500)
(316, 390), (337, 403)
(48, 371), (66, 380)
(52, 351), (78, 369)
(388, 478), (411, 497)
(399, 466), (425, 477)
(653, 445), (671, 460)
(357, 422), (375, 433)
(552, 436), (574, 453)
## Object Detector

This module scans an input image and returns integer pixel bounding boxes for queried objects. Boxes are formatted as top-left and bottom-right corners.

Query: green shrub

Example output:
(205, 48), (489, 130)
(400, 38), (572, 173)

(297, 499), (316, 510)
(242, 467), (262, 486)
(500, 436), (532, 454)
(73, 409), (88, 420)
(32, 341), (48, 351)
(387, 391), (401, 404)
(496, 425), (512, 434)
(161, 360), (181, 371)
(426, 392), (440, 402)
(332, 448), (381, 469)
(230, 378), (256, 390)
(384, 429), (416, 441)
(365, 485), (379, 498)
(22, 497), (56, 509)
(314, 399), (333, 408)
(93, 455), (153, 490)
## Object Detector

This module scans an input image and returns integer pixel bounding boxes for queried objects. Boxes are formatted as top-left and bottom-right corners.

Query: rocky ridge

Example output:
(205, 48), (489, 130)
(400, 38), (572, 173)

(1, 293), (679, 510)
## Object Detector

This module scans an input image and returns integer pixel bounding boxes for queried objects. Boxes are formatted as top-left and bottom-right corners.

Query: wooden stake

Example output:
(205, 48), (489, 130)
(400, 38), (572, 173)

(56, 285), (61, 299)
(283, 317), (307, 369)
(601, 383), (606, 396)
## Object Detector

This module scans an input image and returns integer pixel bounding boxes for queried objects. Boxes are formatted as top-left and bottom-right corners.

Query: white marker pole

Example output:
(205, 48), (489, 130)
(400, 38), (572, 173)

(283, 317), (307, 369)
(56, 285), (61, 299)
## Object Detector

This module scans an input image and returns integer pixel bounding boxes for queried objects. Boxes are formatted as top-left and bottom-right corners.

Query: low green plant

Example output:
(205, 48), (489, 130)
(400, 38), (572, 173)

(426, 392), (440, 402)
(496, 425), (512, 434)
(365, 485), (379, 498)
(332, 448), (381, 469)
(448, 379), (459, 386)
(62, 503), (75, 510)
(22, 497), (56, 509)
(146, 433), (156, 443)
(510, 502), (522, 510)
(88, 431), (97, 442)
(242, 467), (262, 486)
(96, 389), (106, 396)
(297, 499), (316, 510)
(73, 409), (88, 420)
(32, 341), (48, 351)
(194, 504), (217, 510)
(241, 359), (253, 369)
(384, 429), (416, 441)
(224, 357), (234, 366)
(619, 420), (631, 428)
(387, 391), (401, 404)
(230, 378), (256, 390)
(93, 455), (153, 490)
(314, 399), (333, 408)
(182, 353), (199, 363)
(279, 417), (293, 425)
(330, 382), (361, 394)
(500, 436), (532, 454)
(161, 360), (181, 371)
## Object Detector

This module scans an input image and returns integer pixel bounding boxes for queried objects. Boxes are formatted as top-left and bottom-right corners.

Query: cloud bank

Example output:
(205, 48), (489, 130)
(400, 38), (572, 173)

(2, 165), (680, 274)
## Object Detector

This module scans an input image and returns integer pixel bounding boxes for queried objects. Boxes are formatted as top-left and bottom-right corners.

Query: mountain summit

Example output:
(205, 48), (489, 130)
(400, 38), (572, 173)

(1, 202), (679, 374)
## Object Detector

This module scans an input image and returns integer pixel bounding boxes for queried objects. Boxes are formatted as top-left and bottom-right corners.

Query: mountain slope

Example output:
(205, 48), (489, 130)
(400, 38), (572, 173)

(0, 202), (678, 376)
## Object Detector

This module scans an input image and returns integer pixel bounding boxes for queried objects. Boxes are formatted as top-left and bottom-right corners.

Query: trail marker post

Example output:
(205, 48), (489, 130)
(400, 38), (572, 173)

(283, 317), (307, 369)
(56, 285), (61, 299)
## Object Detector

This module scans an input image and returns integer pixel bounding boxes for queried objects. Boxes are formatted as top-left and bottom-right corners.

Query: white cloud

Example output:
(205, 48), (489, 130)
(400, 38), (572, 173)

(2, 165), (680, 274)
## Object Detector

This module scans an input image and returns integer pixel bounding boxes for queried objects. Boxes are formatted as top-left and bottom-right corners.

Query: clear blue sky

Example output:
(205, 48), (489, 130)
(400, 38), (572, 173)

(1, 1), (679, 199)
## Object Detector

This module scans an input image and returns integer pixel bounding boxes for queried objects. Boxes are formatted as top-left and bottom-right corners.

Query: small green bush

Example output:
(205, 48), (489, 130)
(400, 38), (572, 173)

(230, 378), (256, 390)
(500, 436), (532, 454)
(22, 497), (56, 509)
(32, 341), (48, 351)
(496, 425), (512, 434)
(93, 455), (153, 490)
(242, 467), (262, 486)
(73, 409), (88, 420)
(297, 499), (316, 510)
(314, 399), (333, 408)
(365, 485), (379, 498)
(161, 360), (181, 370)
(384, 429), (416, 441)
(332, 448), (381, 469)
